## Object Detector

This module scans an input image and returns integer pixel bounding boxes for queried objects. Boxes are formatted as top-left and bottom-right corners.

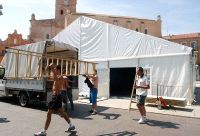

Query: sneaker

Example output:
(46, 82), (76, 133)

(68, 125), (75, 131)
(34, 130), (46, 136)
(91, 111), (97, 115)
(138, 117), (145, 124)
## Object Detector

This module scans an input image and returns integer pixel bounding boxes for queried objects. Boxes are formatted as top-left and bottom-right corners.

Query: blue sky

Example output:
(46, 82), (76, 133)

(0, 0), (200, 40)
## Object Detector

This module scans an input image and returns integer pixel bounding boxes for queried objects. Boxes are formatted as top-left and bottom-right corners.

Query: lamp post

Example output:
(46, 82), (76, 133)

(0, 4), (3, 15)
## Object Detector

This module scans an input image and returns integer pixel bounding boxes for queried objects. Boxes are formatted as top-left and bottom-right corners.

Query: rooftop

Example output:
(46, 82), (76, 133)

(74, 12), (159, 22)
(164, 33), (200, 40)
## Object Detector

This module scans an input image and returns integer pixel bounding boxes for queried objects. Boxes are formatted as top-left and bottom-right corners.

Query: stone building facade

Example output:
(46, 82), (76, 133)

(163, 33), (200, 65)
(29, 0), (162, 42)
(0, 30), (31, 61)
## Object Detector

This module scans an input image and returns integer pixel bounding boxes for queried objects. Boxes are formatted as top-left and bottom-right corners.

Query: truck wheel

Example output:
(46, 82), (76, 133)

(19, 92), (29, 107)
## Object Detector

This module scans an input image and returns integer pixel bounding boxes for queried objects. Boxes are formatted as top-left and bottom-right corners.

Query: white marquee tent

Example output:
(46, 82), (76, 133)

(53, 16), (195, 104)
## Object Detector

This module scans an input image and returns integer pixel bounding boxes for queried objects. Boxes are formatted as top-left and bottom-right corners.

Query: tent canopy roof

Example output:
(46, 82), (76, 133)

(53, 16), (192, 60)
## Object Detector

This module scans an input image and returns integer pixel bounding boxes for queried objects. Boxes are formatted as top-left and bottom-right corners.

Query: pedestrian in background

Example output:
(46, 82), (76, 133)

(134, 67), (150, 124)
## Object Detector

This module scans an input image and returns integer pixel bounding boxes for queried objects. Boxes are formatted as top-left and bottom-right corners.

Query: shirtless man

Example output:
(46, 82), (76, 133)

(87, 70), (99, 115)
(34, 63), (75, 136)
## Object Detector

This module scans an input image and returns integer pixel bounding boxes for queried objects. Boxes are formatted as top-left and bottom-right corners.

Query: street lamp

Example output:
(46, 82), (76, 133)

(0, 4), (3, 15)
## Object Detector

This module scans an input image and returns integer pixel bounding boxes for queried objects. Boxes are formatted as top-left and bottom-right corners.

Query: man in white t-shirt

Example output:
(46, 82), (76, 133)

(135, 67), (150, 124)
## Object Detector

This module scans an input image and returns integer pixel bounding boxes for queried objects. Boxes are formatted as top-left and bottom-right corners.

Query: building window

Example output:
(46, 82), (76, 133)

(145, 29), (148, 34)
(60, 10), (64, 15)
(135, 28), (139, 32)
(127, 20), (131, 29)
(113, 20), (118, 25)
(181, 42), (187, 46)
(140, 21), (145, 32)
(191, 41), (197, 51)
(14, 38), (17, 45)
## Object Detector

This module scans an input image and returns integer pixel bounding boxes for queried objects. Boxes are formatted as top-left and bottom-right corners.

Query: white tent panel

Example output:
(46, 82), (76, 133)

(108, 25), (143, 58)
(53, 18), (81, 52)
(138, 55), (192, 99)
(108, 21), (191, 58)
(80, 16), (109, 60)
(97, 68), (110, 98)
(109, 58), (139, 68)
(95, 61), (110, 98)
(1, 42), (45, 78)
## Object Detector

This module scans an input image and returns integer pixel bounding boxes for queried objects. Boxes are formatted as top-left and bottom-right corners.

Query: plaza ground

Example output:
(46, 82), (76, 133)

(0, 96), (200, 136)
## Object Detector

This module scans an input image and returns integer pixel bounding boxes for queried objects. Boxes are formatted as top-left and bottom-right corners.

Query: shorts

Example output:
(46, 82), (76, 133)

(48, 94), (62, 110)
(136, 95), (147, 105)
(61, 90), (67, 104)
(89, 88), (98, 104)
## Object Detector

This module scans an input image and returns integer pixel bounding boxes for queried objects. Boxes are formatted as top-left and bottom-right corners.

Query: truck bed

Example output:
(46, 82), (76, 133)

(6, 79), (45, 92)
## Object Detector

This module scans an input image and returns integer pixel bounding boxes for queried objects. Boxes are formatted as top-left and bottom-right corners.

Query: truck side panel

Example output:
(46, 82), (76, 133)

(5, 79), (44, 92)
(0, 79), (7, 96)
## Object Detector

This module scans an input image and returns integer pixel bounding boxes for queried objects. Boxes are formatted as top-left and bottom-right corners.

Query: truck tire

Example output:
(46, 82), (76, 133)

(19, 92), (29, 107)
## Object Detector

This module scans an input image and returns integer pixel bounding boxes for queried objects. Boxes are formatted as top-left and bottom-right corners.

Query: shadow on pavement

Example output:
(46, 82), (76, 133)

(65, 130), (78, 136)
(0, 96), (48, 111)
(97, 131), (137, 136)
(0, 118), (10, 123)
(132, 119), (180, 129)
(68, 103), (112, 120)
(168, 106), (193, 112)
(0, 96), (19, 105)
(0, 96), (118, 120)
(97, 112), (121, 120)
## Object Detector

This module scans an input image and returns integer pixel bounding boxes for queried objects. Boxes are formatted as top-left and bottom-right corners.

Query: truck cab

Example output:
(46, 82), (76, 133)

(0, 66), (6, 96)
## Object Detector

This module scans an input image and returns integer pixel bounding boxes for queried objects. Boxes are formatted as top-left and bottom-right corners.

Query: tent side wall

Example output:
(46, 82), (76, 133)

(140, 54), (192, 103)
(78, 54), (193, 104)
(1, 42), (46, 78)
